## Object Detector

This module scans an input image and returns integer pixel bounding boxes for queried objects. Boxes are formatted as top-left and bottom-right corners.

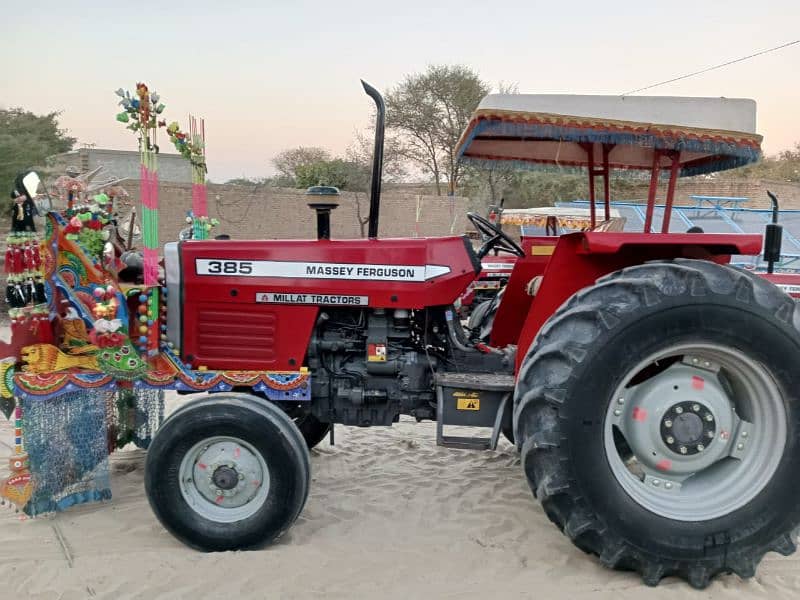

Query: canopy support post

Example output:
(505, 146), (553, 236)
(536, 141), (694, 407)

(580, 143), (597, 228)
(644, 150), (664, 233)
(602, 144), (613, 221)
(581, 143), (615, 228)
(661, 151), (681, 233)
(581, 142), (597, 229)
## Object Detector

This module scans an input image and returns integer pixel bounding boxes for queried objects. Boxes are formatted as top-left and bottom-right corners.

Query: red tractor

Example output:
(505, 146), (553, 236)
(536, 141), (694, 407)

(145, 84), (800, 588)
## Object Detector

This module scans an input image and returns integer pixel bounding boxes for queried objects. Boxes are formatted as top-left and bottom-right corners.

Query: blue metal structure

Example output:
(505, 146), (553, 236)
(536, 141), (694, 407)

(518, 197), (800, 272)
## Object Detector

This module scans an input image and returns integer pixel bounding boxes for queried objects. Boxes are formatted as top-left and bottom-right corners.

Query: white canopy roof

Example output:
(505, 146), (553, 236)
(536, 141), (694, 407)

(476, 95), (757, 134)
(456, 94), (762, 176)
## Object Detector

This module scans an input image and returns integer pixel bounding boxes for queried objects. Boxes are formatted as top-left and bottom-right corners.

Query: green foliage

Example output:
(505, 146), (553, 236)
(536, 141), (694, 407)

(0, 108), (75, 212)
(735, 143), (800, 182)
(462, 166), (646, 210)
(294, 159), (367, 191)
(272, 147), (331, 184)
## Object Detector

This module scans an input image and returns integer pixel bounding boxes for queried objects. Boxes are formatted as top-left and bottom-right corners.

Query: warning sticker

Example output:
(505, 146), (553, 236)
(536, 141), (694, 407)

(457, 398), (480, 411)
(481, 262), (514, 271)
(472, 281), (501, 290)
(367, 343), (387, 362)
(256, 292), (368, 305)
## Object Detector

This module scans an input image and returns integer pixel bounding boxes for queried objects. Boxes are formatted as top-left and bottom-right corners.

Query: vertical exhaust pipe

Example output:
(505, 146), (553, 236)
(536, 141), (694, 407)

(361, 80), (385, 239)
(764, 191), (782, 274)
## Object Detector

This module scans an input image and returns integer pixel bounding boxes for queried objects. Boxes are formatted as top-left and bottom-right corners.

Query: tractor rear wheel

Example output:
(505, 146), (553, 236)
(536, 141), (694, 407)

(514, 259), (800, 588)
(145, 393), (310, 551)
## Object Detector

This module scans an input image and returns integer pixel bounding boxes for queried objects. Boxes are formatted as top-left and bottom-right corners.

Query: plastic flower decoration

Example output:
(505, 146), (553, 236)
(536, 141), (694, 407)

(166, 121), (206, 168)
(114, 82), (167, 140)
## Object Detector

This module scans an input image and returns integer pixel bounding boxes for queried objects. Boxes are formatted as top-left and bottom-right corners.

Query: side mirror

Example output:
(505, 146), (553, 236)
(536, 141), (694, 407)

(21, 171), (41, 199)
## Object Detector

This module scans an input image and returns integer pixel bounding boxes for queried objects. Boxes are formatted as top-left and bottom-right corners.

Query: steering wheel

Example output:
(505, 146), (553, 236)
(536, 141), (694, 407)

(467, 212), (525, 259)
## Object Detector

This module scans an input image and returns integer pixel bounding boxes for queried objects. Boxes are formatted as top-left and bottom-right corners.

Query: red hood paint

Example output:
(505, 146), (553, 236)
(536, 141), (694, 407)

(178, 236), (480, 370)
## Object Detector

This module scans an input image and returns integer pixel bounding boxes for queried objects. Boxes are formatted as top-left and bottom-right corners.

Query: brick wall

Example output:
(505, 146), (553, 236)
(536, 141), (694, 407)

(115, 182), (471, 245)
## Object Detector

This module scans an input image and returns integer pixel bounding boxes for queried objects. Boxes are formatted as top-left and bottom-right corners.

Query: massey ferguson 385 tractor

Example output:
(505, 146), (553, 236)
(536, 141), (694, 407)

(145, 83), (800, 588)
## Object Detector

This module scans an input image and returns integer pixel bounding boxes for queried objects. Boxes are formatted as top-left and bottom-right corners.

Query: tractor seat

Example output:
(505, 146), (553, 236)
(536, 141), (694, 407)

(526, 275), (543, 296)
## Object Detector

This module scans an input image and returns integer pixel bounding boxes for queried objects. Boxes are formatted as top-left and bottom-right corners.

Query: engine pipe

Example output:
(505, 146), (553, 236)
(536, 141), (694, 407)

(361, 80), (385, 239)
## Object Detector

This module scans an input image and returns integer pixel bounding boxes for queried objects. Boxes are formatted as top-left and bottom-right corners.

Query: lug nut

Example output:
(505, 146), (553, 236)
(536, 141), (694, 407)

(703, 361), (711, 368)
(741, 431), (748, 438)
(665, 482), (673, 490)
(692, 358), (699, 364)
(679, 446), (688, 454)
(664, 419), (673, 428)
(737, 443), (744, 451)
(652, 479), (661, 486)
(666, 436), (675, 444)
(613, 409), (621, 417)
(697, 444), (705, 451)
(675, 406), (684, 414)
(617, 398), (625, 405)
(692, 404), (700, 412)
(705, 414), (713, 422)
(707, 431), (714, 439)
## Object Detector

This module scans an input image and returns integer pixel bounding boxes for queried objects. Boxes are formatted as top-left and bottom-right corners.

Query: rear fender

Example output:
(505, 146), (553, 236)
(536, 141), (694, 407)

(512, 231), (762, 372)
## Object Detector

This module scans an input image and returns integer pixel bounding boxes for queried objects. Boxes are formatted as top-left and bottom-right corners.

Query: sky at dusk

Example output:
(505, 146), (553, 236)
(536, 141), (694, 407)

(2, 0), (799, 182)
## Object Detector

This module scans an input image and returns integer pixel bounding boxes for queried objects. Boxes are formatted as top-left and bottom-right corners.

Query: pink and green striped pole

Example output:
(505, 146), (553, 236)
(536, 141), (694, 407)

(116, 82), (162, 286)
(189, 114), (209, 240)
(140, 147), (159, 285)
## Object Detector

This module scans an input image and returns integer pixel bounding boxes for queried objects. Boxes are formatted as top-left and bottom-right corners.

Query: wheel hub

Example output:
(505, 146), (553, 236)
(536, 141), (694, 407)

(179, 436), (271, 522)
(212, 465), (239, 490)
(612, 363), (735, 478)
(660, 401), (715, 455)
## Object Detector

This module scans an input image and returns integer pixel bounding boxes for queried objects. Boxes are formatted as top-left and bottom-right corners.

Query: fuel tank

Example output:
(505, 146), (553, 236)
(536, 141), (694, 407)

(167, 236), (480, 370)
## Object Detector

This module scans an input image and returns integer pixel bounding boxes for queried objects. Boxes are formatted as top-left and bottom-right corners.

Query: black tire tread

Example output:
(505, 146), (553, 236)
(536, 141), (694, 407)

(514, 259), (799, 588)
(145, 393), (311, 550)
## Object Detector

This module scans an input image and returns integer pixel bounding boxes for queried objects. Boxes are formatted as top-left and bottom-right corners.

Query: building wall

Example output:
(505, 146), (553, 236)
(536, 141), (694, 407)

(49, 149), (192, 184)
(114, 182), (471, 245)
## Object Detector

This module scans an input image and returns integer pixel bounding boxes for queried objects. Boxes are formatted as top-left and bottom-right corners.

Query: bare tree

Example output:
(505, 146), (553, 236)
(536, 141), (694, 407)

(353, 192), (370, 238)
(385, 65), (489, 195)
(346, 128), (406, 184)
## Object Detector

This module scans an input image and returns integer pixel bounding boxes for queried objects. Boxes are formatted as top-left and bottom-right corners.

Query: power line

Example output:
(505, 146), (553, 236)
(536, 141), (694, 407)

(621, 39), (800, 96)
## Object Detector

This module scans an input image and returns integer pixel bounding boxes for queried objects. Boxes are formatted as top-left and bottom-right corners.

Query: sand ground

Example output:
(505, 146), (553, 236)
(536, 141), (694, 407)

(1, 392), (799, 600)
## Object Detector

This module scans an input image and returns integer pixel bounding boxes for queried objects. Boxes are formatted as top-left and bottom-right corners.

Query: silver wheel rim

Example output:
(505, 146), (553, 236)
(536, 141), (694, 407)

(179, 436), (270, 523)
(604, 343), (786, 521)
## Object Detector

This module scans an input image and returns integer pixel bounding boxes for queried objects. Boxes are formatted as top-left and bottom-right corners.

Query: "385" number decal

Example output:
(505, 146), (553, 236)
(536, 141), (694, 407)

(202, 260), (253, 275)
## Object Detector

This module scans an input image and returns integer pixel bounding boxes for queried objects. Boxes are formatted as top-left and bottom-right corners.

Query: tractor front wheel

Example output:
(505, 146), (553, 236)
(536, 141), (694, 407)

(145, 393), (310, 551)
(294, 412), (331, 449)
(515, 259), (800, 588)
